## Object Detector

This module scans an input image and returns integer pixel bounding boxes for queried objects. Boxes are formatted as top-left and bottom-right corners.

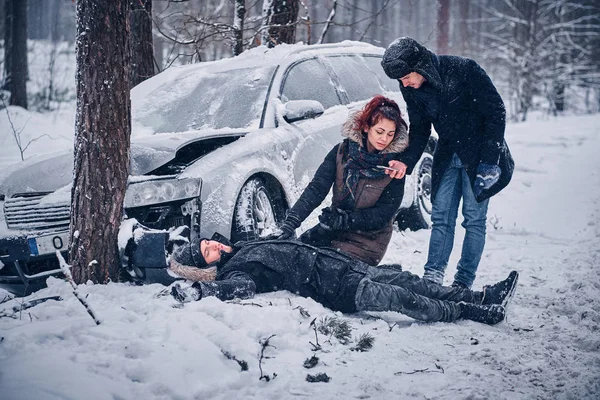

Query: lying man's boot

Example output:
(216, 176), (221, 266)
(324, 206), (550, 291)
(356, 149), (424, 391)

(171, 283), (201, 303)
(459, 302), (505, 325)
(481, 271), (519, 307)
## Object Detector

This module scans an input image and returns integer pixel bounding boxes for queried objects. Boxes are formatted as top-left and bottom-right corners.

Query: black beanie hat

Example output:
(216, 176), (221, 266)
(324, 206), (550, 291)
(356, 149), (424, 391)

(189, 237), (209, 268)
(381, 37), (430, 80)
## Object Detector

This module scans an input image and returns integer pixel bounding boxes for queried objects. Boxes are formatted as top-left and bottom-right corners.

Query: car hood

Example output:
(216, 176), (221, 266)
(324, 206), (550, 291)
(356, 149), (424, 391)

(0, 129), (248, 198)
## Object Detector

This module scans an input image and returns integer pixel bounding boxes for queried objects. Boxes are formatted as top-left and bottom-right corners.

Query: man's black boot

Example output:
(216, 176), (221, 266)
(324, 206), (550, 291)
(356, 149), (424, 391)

(459, 302), (505, 325)
(481, 271), (519, 307)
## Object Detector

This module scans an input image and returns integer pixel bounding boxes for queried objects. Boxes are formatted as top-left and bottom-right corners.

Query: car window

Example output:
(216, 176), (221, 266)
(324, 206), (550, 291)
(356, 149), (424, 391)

(361, 55), (401, 92)
(280, 58), (341, 109)
(132, 66), (276, 133)
(324, 55), (386, 103)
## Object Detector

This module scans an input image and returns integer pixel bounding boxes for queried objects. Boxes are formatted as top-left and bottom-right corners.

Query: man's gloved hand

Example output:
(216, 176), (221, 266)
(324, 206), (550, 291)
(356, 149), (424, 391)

(319, 207), (351, 231)
(474, 163), (501, 197)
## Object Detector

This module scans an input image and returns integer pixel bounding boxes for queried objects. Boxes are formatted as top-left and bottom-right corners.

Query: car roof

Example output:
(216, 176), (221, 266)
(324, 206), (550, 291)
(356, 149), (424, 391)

(131, 41), (384, 100)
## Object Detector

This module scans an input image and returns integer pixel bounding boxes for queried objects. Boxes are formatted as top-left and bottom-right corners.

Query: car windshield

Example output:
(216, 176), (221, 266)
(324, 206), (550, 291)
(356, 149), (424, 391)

(133, 66), (276, 134)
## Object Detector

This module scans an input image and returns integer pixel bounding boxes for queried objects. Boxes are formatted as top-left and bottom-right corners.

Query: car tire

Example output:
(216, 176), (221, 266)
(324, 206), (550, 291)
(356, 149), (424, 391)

(231, 177), (285, 242)
(397, 152), (433, 231)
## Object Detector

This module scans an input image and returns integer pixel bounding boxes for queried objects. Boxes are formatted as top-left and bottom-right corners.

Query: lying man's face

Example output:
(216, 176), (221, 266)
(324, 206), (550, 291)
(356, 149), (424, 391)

(201, 239), (233, 264)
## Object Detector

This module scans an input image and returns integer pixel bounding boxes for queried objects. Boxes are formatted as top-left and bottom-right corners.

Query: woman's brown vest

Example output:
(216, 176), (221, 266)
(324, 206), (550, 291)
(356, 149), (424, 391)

(330, 147), (394, 266)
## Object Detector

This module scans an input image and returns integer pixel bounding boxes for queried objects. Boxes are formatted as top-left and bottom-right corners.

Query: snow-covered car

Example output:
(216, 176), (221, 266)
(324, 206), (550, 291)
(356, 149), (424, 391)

(0, 41), (436, 295)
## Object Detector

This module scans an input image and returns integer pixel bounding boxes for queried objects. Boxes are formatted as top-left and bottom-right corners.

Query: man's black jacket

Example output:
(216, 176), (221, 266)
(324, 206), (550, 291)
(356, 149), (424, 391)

(397, 53), (514, 202)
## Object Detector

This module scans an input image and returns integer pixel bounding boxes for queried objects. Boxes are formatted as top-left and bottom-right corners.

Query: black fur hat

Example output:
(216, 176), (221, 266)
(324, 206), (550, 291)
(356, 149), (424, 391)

(381, 36), (432, 76)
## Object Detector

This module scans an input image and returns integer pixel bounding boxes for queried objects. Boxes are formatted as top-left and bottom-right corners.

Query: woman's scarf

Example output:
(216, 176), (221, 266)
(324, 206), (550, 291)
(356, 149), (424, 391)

(337, 139), (395, 210)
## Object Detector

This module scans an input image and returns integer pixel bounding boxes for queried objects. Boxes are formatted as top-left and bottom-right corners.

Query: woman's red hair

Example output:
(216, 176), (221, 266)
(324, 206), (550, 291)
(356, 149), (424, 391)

(346, 95), (408, 136)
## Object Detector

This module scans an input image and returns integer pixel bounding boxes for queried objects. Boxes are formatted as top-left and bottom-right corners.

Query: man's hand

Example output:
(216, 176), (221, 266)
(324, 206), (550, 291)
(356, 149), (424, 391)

(473, 163), (501, 197)
(385, 160), (407, 179)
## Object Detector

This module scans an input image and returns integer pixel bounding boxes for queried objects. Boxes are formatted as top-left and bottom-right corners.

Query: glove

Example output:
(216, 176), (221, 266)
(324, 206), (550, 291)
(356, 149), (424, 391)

(473, 163), (501, 197)
(260, 212), (301, 240)
(318, 207), (351, 231)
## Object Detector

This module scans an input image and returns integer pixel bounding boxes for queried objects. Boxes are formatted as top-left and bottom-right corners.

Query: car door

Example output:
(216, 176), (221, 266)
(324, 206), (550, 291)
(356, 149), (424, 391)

(279, 57), (349, 188)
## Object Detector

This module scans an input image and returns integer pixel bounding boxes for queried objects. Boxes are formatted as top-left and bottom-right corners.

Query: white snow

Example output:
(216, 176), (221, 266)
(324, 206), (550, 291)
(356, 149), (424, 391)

(0, 113), (599, 399)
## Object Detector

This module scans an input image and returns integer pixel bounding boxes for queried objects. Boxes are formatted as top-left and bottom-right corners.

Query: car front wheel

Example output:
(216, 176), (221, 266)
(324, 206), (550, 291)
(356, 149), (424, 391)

(231, 177), (285, 242)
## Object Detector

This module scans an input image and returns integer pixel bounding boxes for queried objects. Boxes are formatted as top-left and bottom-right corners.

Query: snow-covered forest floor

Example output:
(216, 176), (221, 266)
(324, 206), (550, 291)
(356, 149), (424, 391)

(1, 113), (599, 399)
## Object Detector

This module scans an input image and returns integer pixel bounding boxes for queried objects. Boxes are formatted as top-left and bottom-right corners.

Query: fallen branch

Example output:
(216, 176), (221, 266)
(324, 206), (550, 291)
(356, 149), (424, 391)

(56, 251), (101, 325)
(395, 363), (444, 375)
(12, 296), (62, 313)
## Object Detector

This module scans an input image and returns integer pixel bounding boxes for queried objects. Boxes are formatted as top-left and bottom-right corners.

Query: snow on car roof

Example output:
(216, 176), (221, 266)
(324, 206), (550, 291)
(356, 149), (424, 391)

(131, 41), (382, 106)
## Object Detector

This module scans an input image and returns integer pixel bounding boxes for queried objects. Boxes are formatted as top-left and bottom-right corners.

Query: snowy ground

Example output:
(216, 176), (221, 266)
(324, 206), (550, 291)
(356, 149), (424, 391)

(1, 113), (599, 399)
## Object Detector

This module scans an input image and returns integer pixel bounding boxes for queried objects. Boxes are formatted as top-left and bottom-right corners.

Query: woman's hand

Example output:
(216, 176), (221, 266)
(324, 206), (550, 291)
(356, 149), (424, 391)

(385, 160), (407, 179)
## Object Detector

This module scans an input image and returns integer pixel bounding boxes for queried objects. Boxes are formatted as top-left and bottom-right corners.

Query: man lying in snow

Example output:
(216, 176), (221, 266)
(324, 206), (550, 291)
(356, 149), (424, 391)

(126, 229), (518, 325)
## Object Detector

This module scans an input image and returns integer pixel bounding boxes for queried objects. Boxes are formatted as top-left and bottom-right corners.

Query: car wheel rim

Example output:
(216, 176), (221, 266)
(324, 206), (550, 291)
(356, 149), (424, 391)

(254, 189), (276, 235)
(418, 157), (433, 215)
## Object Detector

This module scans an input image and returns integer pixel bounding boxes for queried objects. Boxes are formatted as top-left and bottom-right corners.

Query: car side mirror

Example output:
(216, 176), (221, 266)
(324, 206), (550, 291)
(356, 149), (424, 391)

(282, 100), (325, 123)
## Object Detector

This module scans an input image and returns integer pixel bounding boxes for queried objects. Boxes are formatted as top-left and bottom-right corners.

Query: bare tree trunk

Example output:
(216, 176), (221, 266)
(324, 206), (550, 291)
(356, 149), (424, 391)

(457, 0), (470, 56)
(130, 0), (154, 88)
(266, 0), (299, 47)
(436, 0), (450, 54)
(6, 0), (28, 108)
(3, 0), (13, 92)
(70, 0), (131, 284)
(232, 0), (245, 55)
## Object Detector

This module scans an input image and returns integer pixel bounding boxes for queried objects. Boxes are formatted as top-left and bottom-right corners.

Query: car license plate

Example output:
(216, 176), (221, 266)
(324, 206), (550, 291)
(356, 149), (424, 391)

(28, 232), (70, 256)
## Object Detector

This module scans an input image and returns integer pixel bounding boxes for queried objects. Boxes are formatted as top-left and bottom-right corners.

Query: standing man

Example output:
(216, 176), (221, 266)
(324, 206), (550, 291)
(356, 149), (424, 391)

(380, 37), (514, 289)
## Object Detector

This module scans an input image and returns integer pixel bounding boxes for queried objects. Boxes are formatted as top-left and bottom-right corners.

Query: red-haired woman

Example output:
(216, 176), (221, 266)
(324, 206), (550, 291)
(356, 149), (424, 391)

(270, 95), (409, 265)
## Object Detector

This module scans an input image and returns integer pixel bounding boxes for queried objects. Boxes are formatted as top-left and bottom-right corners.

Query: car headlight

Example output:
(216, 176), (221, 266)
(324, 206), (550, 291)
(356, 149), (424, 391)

(124, 178), (201, 208)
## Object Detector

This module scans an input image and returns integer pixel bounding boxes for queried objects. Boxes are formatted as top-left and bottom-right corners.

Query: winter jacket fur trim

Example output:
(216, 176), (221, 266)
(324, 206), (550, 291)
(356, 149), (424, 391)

(341, 117), (409, 154)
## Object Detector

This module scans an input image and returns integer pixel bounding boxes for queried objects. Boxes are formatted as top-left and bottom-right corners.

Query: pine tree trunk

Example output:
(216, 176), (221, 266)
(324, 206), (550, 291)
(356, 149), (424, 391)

(8, 0), (28, 108)
(130, 0), (154, 88)
(266, 0), (299, 47)
(70, 0), (131, 284)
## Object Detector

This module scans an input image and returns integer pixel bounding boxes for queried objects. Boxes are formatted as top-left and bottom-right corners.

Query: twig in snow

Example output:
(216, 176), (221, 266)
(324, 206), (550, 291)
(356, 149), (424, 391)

(56, 251), (101, 325)
(294, 305), (310, 318)
(513, 327), (534, 332)
(258, 334), (277, 382)
(309, 318), (321, 351)
(394, 367), (444, 375)
(222, 349), (248, 371)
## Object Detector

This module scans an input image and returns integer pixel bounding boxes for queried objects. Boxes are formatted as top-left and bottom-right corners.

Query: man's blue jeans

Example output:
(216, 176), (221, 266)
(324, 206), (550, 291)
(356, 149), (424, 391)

(423, 154), (489, 288)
